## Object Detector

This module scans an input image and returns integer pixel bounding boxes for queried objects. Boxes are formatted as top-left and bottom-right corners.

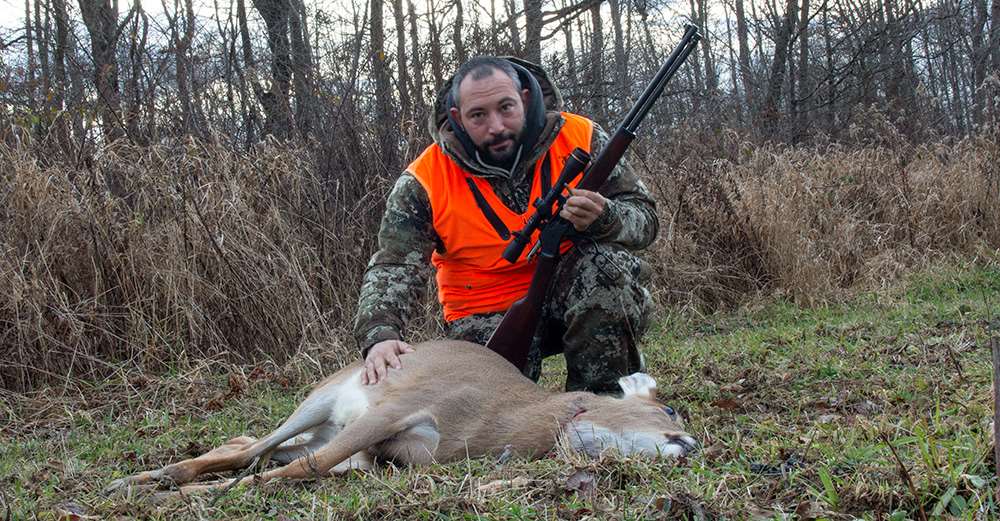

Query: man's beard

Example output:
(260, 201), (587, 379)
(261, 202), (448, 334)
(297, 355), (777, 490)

(478, 131), (521, 169)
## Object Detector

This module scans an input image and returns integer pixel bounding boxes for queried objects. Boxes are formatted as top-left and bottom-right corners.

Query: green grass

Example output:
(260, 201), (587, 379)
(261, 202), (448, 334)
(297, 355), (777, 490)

(3, 259), (999, 519)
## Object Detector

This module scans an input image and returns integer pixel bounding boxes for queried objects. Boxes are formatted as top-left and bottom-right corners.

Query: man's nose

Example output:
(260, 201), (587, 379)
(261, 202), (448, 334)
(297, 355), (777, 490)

(486, 112), (505, 134)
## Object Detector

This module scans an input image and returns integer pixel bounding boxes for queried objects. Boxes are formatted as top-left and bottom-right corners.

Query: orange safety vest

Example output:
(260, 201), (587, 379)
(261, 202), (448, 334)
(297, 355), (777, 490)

(408, 112), (594, 321)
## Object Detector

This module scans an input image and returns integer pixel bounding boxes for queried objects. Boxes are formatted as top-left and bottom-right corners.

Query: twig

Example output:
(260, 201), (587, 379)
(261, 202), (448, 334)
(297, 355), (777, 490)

(943, 342), (965, 381)
(1, 486), (10, 521)
(210, 454), (262, 507)
(991, 336), (1000, 503)
(880, 432), (927, 521)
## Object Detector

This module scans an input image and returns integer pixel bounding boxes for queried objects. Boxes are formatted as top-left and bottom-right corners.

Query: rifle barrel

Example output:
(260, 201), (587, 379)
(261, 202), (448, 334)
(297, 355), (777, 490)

(620, 24), (702, 134)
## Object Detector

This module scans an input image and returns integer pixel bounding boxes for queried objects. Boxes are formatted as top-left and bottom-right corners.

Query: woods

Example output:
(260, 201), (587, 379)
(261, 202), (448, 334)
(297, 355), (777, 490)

(2, 0), (998, 152)
(0, 2), (998, 392)
(2, 3), (1000, 518)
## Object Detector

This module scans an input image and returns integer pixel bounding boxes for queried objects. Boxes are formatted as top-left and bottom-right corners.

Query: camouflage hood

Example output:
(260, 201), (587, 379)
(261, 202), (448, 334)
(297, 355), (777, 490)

(428, 58), (566, 180)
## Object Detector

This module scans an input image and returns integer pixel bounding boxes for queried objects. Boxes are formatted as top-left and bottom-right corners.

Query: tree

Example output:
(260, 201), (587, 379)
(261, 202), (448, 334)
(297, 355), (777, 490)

(79, 0), (131, 141)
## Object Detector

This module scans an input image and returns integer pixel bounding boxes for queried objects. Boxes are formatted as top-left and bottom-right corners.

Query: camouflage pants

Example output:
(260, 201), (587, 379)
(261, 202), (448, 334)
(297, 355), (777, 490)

(446, 242), (652, 394)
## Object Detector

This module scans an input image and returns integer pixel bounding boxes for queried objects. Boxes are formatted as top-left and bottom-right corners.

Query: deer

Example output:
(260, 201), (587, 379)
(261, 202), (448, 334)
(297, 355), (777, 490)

(107, 340), (697, 496)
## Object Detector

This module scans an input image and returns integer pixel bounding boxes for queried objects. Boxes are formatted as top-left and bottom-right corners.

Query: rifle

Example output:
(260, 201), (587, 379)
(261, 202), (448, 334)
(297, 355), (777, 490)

(485, 24), (702, 371)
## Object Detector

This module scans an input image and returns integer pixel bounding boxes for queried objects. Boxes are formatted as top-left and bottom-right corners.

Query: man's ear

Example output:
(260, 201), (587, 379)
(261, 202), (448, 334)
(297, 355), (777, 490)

(448, 106), (462, 129)
(520, 88), (530, 106)
(618, 373), (658, 400)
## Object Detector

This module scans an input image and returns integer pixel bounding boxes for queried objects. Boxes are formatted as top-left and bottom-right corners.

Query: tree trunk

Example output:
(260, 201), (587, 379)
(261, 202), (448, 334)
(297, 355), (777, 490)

(971, 0), (989, 125)
(252, 0), (294, 138)
(236, 0), (258, 145)
(79, 0), (125, 141)
(524, 0), (542, 63)
(125, 1), (147, 141)
(563, 12), (576, 79)
(289, 0), (314, 134)
(760, 0), (797, 136)
(722, 0), (743, 124)
(589, 1), (605, 121)
(36, 0), (51, 104)
(735, 0), (755, 110)
(167, 0), (196, 134)
(609, 0), (628, 100)
(454, 0), (468, 64)
(427, 0), (444, 88)
(26, 0), (36, 112)
(795, 0), (810, 136)
(52, 0), (70, 124)
(506, 0), (522, 56)
(393, 0), (412, 118)
(371, 0), (399, 172)
(408, 1), (425, 110)
(696, 0), (717, 95)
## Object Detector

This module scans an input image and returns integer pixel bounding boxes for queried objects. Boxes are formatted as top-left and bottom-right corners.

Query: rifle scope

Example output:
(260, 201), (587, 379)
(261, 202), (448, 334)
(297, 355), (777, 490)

(500, 24), (702, 264)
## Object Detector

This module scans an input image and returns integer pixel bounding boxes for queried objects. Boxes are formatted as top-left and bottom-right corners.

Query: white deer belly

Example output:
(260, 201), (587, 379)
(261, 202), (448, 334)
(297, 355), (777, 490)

(329, 369), (370, 426)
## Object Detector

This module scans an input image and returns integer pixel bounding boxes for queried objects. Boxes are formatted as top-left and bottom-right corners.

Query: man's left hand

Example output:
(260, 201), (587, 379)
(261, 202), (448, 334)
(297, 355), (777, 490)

(560, 188), (606, 232)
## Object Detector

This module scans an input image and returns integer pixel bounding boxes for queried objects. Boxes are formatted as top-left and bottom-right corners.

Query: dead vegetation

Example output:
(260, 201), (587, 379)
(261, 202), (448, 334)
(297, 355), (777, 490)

(648, 116), (1000, 308)
(1, 120), (998, 391)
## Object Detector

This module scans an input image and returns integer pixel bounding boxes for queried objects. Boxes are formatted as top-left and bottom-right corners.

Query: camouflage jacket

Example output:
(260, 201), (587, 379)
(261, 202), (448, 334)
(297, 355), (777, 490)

(353, 59), (659, 356)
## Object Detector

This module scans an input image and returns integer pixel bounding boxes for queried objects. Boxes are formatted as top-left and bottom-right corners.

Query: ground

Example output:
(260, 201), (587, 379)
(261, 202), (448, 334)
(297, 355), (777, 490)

(2, 260), (998, 520)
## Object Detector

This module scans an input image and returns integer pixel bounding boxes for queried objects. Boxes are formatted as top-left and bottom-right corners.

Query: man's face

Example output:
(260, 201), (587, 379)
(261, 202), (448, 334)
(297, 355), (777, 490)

(449, 69), (529, 164)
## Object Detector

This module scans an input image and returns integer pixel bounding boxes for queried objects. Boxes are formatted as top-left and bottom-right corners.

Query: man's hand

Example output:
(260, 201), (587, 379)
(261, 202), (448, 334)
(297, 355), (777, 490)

(560, 188), (606, 232)
(362, 340), (415, 385)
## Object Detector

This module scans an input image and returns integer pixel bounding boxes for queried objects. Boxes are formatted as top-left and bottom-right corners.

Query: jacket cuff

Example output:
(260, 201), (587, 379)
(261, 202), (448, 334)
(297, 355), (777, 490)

(358, 326), (402, 358)
(584, 198), (620, 240)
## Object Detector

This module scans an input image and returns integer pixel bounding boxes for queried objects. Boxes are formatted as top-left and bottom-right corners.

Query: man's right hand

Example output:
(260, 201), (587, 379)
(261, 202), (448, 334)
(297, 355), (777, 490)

(362, 340), (415, 385)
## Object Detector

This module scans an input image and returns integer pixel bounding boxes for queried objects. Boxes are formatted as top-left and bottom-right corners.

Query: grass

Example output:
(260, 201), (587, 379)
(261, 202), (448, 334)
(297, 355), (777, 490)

(2, 258), (999, 519)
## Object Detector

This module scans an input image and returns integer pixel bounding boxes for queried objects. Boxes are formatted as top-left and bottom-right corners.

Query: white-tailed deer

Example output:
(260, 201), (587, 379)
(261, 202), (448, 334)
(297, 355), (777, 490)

(108, 340), (697, 495)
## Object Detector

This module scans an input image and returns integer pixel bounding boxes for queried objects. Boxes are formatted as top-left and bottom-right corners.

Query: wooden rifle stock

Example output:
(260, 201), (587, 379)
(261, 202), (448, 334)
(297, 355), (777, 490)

(485, 25), (702, 370)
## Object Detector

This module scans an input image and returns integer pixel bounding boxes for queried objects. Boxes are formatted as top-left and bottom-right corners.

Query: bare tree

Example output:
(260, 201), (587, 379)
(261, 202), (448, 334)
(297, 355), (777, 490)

(408, 1), (426, 109)
(25, 0), (36, 112)
(609, 0), (628, 100)
(289, 0), (314, 134)
(392, 0), (413, 118)
(760, 0), (797, 135)
(371, 0), (398, 171)
(252, 0), (294, 138)
(79, 0), (131, 141)
(524, 0), (542, 63)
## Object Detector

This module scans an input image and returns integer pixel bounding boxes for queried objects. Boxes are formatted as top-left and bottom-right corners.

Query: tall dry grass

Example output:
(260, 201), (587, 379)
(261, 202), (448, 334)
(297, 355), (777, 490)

(648, 115), (1000, 307)
(0, 134), (394, 391)
(2, 117), (998, 391)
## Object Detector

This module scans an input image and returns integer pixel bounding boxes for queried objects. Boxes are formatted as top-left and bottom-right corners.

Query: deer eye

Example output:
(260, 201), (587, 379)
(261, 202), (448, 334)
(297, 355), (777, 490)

(662, 406), (677, 419)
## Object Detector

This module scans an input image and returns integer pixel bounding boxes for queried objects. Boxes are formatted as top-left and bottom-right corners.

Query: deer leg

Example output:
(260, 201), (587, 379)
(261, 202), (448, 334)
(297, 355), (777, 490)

(107, 374), (351, 493)
(171, 407), (435, 495)
(105, 436), (258, 492)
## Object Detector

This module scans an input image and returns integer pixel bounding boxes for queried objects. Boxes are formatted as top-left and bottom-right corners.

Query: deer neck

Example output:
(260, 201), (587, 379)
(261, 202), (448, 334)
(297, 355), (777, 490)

(494, 391), (602, 444)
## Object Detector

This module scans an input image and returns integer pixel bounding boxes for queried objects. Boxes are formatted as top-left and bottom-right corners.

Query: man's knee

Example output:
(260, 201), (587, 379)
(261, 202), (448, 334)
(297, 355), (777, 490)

(552, 242), (653, 327)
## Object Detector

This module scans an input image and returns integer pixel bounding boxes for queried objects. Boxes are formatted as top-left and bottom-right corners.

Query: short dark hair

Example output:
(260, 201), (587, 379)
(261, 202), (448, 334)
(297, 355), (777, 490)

(450, 57), (523, 108)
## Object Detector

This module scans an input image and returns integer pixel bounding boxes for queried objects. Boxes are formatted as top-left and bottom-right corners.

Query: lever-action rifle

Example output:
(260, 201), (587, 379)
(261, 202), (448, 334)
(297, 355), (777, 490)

(485, 24), (702, 371)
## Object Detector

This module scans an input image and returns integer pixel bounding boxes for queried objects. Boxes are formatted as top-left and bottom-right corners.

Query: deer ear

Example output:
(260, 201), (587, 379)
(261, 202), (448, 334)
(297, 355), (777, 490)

(618, 373), (657, 400)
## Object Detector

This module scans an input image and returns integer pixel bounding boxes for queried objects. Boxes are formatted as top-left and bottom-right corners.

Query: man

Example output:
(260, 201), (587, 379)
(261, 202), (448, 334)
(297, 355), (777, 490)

(353, 57), (658, 395)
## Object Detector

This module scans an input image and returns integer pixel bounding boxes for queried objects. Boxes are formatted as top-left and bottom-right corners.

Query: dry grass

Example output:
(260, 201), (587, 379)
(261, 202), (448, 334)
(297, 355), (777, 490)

(647, 116), (1000, 309)
(2, 119), (998, 391)
(0, 134), (392, 391)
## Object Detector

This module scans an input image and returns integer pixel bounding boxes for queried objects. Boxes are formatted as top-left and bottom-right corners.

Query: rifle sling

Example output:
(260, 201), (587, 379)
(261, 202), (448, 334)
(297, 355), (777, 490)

(465, 152), (552, 242)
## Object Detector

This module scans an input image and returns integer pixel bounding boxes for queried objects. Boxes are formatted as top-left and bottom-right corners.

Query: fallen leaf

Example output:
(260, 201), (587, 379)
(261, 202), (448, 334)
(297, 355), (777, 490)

(817, 413), (841, 424)
(564, 469), (596, 497)
(476, 476), (530, 494)
(52, 503), (100, 520)
(711, 398), (742, 411)
(720, 382), (745, 393)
